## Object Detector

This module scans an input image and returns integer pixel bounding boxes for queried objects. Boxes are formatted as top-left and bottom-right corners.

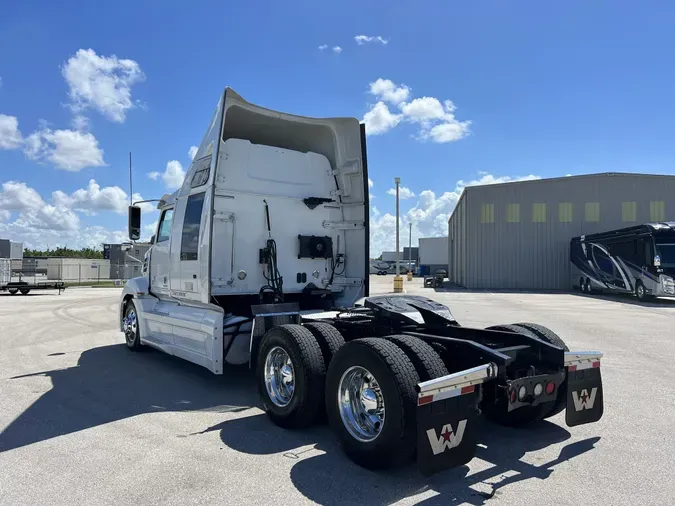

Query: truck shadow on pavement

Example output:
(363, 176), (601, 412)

(0, 343), (260, 453)
(205, 413), (600, 505)
(2, 343), (601, 505)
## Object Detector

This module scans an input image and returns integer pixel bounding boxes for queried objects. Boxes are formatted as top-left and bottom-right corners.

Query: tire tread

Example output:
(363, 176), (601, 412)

(385, 334), (448, 382)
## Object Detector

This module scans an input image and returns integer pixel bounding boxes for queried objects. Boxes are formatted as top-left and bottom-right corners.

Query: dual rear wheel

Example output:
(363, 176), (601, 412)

(256, 324), (449, 469)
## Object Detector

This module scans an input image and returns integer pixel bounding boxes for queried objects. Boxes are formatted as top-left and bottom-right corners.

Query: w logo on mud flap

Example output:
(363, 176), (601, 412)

(426, 420), (467, 455)
(572, 388), (598, 411)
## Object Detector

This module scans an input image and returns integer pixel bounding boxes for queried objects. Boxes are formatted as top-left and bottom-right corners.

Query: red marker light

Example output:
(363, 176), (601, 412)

(509, 388), (516, 403)
(545, 382), (555, 395)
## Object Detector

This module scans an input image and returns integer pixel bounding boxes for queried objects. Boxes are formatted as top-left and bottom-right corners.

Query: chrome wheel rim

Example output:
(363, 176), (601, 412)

(264, 346), (295, 407)
(124, 309), (137, 343)
(637, 285), (644, 298)
(338, 366), (385, 443)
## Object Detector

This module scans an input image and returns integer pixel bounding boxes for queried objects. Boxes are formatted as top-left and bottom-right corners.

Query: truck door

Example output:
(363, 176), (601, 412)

(169, 191), (206, 300)
(150, 207), (174, 297)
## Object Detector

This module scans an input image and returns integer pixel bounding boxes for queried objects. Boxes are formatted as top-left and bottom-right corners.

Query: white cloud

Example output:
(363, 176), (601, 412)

(52, 179), (125, 215)
(424, 121), (471, 143)
(318, 45), (328, 51)
(147, 171), (160, 180)
(0, 114), (23, 149)
(354, 35), (388, 45)
(399, 97), (447, 122)
(369, 78), (410, 105)
(363, 102), (403, 135)
(162, 160), (185, 189)
(387, 186), (416, 199)
(24, 127), (105, 171)
(332, 46), (343, 54)
(0, 181), (45, 211)
(369, 172), (540, 255)
(71, 115), (90, 131)
(188, 145), (198, 160)
(61, 48), (145, 123)
(0, 180), (155, 249)
(363, 78), (471, 143)
(368, 178), (374, 188)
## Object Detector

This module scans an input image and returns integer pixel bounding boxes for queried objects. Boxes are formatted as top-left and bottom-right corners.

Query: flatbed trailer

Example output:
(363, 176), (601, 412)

(1, 280), (66, 295)
(118, 87), (605, 476)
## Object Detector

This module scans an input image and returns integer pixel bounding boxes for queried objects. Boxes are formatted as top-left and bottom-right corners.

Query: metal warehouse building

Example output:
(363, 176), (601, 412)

(447, 172), (675, 289)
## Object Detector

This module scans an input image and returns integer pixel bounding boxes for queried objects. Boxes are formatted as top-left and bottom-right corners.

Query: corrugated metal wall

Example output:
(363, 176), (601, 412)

(448, 173), (675, 289)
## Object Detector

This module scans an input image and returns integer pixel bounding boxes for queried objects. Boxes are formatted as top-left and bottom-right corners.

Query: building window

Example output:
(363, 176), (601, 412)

(532, 203), (546, 223)
(506, 203), (520, 223)
(480, 203), (494, 224)
(622, 201), (637, 222)
(558, 202), (573, 223)
(585, 202), (600, 222)
(181, 192), (206, 260)
(650, 201), (665, 221)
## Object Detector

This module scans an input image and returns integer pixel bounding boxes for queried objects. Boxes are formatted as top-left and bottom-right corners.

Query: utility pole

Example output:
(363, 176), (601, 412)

(408, 222), (412, 278)
(394, 177), (402, 293)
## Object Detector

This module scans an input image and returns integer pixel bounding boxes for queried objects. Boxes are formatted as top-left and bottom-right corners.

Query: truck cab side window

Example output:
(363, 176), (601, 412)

(157, 209), (174, 243)
(181, 193), (205, 261)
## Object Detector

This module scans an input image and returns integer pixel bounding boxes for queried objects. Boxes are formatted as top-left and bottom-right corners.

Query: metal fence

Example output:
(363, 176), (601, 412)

(11, 260), (143, 285)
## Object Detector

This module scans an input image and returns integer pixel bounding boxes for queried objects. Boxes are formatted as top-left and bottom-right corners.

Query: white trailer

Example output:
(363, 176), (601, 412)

(120, 88), (606, 475)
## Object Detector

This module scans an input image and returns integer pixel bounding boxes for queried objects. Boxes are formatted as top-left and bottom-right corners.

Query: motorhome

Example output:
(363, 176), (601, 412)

(571, 222), (675, 300)
(120, 87), (605, 475)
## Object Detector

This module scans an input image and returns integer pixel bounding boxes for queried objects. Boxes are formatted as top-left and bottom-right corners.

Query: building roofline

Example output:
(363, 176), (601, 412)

(464, 172), (675, 191)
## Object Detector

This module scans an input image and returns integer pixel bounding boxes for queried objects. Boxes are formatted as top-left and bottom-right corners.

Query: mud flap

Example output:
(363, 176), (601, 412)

(416, 388), (478, 476)
(565, 364), (604, 427)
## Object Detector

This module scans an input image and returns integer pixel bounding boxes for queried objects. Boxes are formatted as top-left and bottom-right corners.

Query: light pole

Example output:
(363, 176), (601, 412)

(408, 222), (413, 281)
(394, 177), (403, 293)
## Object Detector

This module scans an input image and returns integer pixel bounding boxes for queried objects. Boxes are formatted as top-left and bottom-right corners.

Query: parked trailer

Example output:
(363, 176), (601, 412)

(1, 262), (66, 295)
(119, 88), (605, 475)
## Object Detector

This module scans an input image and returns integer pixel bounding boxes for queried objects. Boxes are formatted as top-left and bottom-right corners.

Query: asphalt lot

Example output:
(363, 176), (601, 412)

(1, 276), (674, 505)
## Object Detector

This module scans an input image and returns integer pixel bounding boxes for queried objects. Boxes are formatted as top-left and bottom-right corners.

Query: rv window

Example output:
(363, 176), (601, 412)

(181, 193), (205, 261)
(608, 240), (638, 264)
(643, 240), (652, 265)
(593, 247), (614, 276)
(655, 242), (675, 268)
(156, 209), (174, 243)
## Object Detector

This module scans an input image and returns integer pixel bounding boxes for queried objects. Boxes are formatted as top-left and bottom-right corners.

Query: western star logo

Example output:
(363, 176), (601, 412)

(572, 387), (598, 411)
(426, 420), (467, 455)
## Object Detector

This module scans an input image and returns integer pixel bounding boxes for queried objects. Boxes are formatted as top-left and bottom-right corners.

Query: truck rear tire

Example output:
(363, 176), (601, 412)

(257, 324), (326, 429)
(384, 335), (449, 382)
(325, 338), (419, 470)
(482, 324), (551, 427)
(512, 322), (568, 419)
(303, 322), (345, 368)
(8, 288), (18, 295)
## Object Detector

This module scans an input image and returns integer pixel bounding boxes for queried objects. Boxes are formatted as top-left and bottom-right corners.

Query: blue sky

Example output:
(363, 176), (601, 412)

(1, 0), (674, 254)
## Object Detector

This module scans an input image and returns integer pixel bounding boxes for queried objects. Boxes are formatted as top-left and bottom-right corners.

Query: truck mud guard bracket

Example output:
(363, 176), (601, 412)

(415, 363), (498, 476)
(248, 303), (301, 368)
(564, 351), (604, 427)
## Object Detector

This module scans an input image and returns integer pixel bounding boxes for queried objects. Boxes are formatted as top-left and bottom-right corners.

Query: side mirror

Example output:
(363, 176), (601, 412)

(150, 234), (155, 244)
(128, 205), (141, 240)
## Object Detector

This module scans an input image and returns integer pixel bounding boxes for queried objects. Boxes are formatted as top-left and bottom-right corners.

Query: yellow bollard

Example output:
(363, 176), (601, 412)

(393, 275), (404, 293)
(407, 271), (413, 281)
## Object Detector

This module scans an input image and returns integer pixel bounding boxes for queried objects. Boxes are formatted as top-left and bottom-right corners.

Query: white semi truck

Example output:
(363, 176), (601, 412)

(120, 88), (605, 475)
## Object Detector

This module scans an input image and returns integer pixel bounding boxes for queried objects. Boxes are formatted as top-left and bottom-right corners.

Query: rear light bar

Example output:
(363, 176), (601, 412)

(416, 363), (498, 406)
(564, 351), (603, 372)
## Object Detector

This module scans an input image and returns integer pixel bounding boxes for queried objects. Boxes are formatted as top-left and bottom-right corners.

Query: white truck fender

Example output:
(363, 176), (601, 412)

(119, 277), (153, 331)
